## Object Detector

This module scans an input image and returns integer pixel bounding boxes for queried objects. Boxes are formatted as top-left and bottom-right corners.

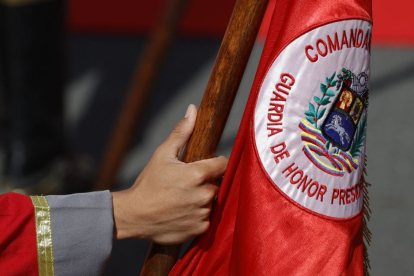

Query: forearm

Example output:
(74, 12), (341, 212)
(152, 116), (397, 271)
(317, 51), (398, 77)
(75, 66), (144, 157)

(0, 191), (114, 276)
(45, 191), (113, 276)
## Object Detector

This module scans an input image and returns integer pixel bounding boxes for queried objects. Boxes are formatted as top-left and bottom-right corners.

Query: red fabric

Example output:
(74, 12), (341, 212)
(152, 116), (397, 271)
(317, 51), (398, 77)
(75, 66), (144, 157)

(0, 193), (38, 276)
(170, 1), (372, 275)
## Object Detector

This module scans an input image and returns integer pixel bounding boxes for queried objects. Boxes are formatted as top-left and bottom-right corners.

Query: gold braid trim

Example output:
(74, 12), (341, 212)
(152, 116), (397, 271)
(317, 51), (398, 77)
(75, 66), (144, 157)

(362, 155), (372, 276)
(30, 196), (55, 276)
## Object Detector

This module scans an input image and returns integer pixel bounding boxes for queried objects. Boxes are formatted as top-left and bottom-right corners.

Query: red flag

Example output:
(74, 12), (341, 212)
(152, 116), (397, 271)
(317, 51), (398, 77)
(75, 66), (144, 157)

(170, 0), (372, 275)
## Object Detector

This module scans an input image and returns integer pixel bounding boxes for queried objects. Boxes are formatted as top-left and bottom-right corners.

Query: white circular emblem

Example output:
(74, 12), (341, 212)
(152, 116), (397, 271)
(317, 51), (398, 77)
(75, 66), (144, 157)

(254, 20), (372, 219)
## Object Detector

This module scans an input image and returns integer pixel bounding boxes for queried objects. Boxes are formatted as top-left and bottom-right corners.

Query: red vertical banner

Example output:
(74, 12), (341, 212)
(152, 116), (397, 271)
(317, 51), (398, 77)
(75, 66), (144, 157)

(170, 0), (372, 275)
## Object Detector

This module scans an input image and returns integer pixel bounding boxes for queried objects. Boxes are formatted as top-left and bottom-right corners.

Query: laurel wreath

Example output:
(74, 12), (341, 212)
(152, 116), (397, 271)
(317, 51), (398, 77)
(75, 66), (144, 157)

(304, 69), (366, 154)
(304, 71), (338, 130)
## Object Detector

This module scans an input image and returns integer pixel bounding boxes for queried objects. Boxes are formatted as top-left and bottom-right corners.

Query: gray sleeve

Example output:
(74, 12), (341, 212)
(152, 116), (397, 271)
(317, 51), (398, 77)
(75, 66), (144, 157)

(46, 191), (114, 276)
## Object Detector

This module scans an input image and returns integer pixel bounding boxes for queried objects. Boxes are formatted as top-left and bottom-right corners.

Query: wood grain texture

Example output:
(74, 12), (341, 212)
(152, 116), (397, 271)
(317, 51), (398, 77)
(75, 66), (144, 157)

(140, 0), (270, 275)
(94, 0), (189, 191)
(140, 244), (182, 276)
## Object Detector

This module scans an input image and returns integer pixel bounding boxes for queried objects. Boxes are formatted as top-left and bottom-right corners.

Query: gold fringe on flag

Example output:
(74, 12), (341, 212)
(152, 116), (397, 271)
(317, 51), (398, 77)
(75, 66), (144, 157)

(362, 154), (372, 276)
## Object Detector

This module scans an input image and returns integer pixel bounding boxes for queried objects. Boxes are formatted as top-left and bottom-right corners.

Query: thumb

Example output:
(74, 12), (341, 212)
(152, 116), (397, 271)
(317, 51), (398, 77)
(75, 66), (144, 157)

(162, 104), (197, 158)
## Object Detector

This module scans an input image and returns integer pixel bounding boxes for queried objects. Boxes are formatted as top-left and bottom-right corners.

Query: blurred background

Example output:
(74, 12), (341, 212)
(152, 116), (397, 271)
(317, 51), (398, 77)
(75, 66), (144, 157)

(0, 0), (413, 275)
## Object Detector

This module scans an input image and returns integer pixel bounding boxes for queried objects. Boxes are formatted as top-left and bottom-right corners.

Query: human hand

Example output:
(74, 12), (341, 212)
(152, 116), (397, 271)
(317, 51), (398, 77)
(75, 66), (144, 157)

(112, 104), (228, 244)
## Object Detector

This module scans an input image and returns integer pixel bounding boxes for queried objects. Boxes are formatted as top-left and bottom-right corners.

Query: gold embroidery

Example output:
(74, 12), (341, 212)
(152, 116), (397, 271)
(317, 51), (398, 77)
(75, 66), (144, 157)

(30, 196), (55, 276)
(338, 90), (353, 110)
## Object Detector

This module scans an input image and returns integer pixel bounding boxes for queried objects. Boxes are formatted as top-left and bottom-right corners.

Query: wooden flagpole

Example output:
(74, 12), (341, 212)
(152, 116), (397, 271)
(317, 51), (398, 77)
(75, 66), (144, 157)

(140, 0), (270, 275)
(94, 0), (190, 191)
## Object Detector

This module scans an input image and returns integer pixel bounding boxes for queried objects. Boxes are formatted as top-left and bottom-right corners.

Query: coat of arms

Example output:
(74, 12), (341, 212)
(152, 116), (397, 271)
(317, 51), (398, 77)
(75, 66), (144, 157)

(299, 69), (368, 177)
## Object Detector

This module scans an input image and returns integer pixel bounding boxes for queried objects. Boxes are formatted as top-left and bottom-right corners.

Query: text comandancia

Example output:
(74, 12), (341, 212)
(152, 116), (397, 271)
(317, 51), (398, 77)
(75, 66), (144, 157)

(305, 28), (371, 63)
